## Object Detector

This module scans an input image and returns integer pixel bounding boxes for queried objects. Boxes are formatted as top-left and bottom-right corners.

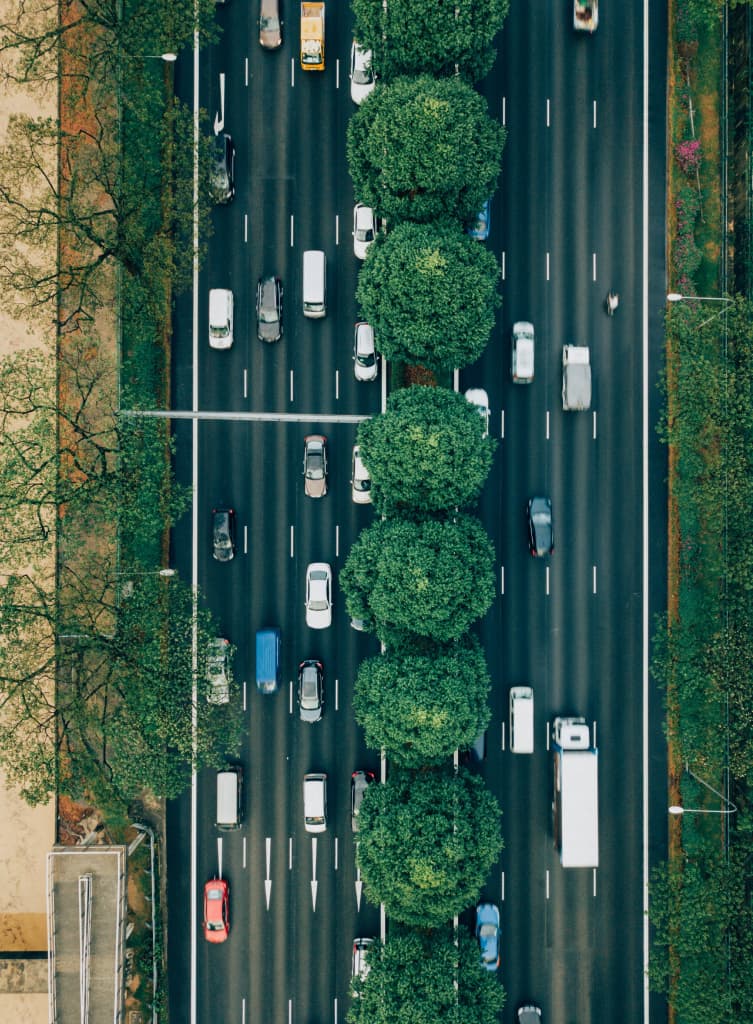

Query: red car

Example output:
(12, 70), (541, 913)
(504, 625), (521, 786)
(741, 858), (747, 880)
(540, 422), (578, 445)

(203, 878), (229, 943)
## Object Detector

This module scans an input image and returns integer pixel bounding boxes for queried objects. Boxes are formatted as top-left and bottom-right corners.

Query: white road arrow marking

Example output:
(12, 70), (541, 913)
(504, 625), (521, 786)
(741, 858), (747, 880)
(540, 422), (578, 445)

(355, 842), (363, 909)
(265, 837), (272, 909)
(311, 837), (318, 911)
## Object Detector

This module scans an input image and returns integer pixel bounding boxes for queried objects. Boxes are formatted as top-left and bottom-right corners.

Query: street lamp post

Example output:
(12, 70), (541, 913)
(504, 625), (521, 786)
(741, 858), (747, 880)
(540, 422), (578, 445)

(669, 762), (737, 816)
(141, 53), (178, 62)
(666, 292), (734, 330)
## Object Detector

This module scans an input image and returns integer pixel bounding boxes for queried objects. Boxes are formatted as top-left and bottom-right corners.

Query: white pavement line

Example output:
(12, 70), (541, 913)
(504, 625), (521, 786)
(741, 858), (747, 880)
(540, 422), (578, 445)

(381, 362), (387, 412)
(500, 409), (505, 438)
(335, 368), (340, 400)
(243, 679), (247, 712)
(191, 26), (201, 1024)
(593, 99), (597, 128)
(593, 868), (598, 898)
(335, 523), (340, 558)
(289, 678), (293, 715)
(593, 566), (597, 593)
(592, 252), (597, 280)
(642, 0), (651, 1017)
(500, 720), (505, 750)
(545, 566), (550, 596)
(290, 525), (294, 558)
(452, 367), (459, 392)
(501, 250), (506, 280)
(311, 837), (318, 911)
(265, 837), (272, 908)
(334, 998), (339, 1023)
(354, 860), (364, 909)
(546, 97), (551, 127)
(335, 214), (339, 245)
(243, 368), (248, 398)
(546, 251), (550, 280)
(546, 721), (551, 751)
(335, 677), (339, 711)
(546, 869), (550, 899)
(501, 871), (505, 901)
(336, 58), (340, 89)
(244, 213), (248, 243)
(243, 836), (247, 869)
(501, 96), (506, 126)
(290, 214), (294, 247)
(288, 999), (292, 1024)
(500, 565), (504, 594)
(546, 409), (550, 439)
(217, 835), (223, 880)
(289, 369), (294, 403)
(289, 837), (293, 870)
(290, 58), (295, 87)
(242, 997), (246, 1024)
(244, 524), (248, 554)
(334, 837), (339, 870)
(245, 58), (248, 87)
(593, 411), (597, 439)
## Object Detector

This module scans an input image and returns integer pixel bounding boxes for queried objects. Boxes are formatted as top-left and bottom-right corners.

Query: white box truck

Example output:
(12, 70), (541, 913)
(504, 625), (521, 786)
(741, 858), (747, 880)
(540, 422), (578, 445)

(552, 716), (598, 868)
(562, 345), (592, 410)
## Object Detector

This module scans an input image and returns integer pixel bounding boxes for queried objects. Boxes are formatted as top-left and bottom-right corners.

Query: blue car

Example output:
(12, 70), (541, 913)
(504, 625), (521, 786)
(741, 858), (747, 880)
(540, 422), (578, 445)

(476, 902), (500, 971)
(466, 199), (491, 241)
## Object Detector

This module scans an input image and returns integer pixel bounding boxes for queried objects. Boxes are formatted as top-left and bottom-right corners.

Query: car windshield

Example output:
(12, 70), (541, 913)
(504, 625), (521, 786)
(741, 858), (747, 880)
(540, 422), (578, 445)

(356, 349), (375, 366)
(306, 452), (324, 478)
(356, 225), (374, 242)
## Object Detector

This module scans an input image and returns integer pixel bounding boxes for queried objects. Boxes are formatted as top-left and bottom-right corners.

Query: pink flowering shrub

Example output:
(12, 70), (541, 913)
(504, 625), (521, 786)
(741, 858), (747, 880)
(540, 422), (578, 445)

(675, 139), (701, 176)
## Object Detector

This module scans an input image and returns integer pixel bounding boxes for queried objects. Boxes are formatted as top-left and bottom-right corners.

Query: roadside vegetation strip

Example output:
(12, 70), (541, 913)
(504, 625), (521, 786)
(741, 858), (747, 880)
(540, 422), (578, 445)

(654, 3), (753, 1018)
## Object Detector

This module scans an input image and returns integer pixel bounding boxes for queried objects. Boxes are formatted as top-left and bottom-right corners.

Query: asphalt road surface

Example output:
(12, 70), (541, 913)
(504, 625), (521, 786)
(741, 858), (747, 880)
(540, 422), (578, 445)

(166, 2), (670, 1023)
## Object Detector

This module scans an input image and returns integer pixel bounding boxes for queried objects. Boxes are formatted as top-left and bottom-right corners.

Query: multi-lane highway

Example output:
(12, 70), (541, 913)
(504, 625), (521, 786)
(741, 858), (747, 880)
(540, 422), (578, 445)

(167, 2), (669, 1022)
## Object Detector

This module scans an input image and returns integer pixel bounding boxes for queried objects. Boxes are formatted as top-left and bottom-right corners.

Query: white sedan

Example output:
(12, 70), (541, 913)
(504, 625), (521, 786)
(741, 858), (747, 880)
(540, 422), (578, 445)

(464, 388), (491, 438)
(305, 562), (333, 629)
(353, 321), (378, 382)
(353, 203), (376, 260)
(350, 41), (376, 104)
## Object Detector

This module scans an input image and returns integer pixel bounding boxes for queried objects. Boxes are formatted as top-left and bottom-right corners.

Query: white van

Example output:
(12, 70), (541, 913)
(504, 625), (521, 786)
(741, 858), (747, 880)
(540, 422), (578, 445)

(215, 766), (243, 829)
(303, 772), (327, 832)
(209, 288), (234, 349)
(302, 250), (326, 318)
(509, 686), (535, 754)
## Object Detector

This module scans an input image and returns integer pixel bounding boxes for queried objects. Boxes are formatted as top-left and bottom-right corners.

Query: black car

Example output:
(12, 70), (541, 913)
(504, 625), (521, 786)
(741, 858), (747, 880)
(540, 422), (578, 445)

(526, 496), (554, 557)
(212, 508), (236, 562)
(351, 769), (375, 831)
(210, 133), (235, 204)
(298, 659), (323, 722)
(256, 275), (283, 342)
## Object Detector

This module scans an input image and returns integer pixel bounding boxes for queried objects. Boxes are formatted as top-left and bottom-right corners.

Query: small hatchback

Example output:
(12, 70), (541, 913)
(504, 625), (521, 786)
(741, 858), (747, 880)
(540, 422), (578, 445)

(476, 902), (501, 971)
(512, 321), (535, 383)
(351, 769), (375, 831)
(350, 41), (376, 104)
(303, 435), (328, 498)
(209, 133), (235, 204)
(353, 203), (376, 260)
(203, 878), (229, 943)
(212, 508), (236, 562)
(206, 638), (231, 705)
(464, 388), (490, 438)
(526, 496), (554, 557)
(351, 445), (372, 505)
(256, 275), (283, 342)
(353, 321), (378, 381)
(258, 0), (282, 48)
(298, 659), (324, 722)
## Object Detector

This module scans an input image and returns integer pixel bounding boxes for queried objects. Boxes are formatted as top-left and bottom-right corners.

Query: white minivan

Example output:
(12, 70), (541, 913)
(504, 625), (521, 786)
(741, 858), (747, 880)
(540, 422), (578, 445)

(208, 288), (234, 349)
(303, 772), (327, 832)
(509, 686), (535, 754)
(302, 250), (327, 318)
(215, 766), (243, 829)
